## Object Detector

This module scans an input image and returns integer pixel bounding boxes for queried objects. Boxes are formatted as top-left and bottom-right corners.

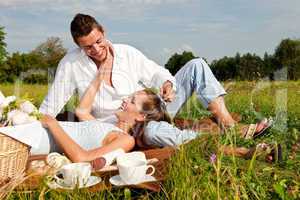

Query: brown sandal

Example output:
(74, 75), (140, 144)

(90, 157), (106, 170)
(243, 118), (273, 139)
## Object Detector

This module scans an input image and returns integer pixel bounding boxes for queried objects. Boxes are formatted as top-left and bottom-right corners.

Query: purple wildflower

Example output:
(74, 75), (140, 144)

(210, 153), (217, 164)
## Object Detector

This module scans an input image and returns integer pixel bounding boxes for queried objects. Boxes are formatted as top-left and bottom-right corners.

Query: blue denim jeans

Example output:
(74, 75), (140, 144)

(144, 58), (226, 147)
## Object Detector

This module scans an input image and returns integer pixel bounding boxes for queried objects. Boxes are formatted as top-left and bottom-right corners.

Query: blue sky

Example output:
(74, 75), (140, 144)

(0, 0), (300, 65)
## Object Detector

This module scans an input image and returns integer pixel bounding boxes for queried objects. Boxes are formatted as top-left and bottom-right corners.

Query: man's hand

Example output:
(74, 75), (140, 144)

(160, 81), (175, 102)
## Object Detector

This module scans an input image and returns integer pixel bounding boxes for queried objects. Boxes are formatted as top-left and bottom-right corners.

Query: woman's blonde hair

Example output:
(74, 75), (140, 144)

(141, 88), (171, 123)
(131, 89), (172, 146)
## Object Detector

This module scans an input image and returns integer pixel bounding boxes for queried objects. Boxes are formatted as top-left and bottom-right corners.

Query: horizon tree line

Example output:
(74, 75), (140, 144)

(0, 26), (299, 83)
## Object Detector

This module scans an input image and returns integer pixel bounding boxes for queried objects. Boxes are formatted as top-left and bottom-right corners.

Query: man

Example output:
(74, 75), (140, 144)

(40, 13), (175, 120)
(40, 13), (236, 147)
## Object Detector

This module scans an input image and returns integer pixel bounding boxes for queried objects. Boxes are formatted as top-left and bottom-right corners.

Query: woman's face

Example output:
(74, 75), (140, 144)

(116, 91), (148, 122)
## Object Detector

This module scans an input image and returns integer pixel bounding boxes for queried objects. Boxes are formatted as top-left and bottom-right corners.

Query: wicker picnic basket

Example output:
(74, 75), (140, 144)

(0, 132), (29, 184)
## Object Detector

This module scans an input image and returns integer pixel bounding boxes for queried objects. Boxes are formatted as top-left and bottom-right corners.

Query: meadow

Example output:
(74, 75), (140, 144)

(0, 81), (299, 199)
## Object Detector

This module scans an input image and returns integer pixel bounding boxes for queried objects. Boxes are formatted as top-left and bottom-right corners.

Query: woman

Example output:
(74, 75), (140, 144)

(40, 88), (171, 164)
(0, 89), (170, 172)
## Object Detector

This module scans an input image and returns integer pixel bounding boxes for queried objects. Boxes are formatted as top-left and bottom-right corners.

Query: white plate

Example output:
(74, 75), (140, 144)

(47, 176), (102, 190)
(109, 175), (156, 186)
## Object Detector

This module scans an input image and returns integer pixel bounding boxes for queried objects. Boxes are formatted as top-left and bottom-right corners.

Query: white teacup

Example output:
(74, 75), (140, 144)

(54, 162), (91, 187)
(117, 152), (155, 185)
(117, 151), (147, 162)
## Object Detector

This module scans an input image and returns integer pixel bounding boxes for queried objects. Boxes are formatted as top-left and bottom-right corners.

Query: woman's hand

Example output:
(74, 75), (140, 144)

(160, 80), (175, 102)
(40, 114), (57, 128)
(96, 45), (113, 81)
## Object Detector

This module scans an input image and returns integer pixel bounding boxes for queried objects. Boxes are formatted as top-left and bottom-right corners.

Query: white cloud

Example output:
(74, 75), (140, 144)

(0, 0), (41, 7)
(1, 0), (300, 64)
(162, 43), (195, 56)
(111, 0), (190, 4)
(2, 1), (193, 22)
(111, 32), (130, 37)
(0, 0), (191, 7)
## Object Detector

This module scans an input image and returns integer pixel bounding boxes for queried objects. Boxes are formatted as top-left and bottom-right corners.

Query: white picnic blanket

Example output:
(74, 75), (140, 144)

(0, 117), (123, 155)
(0, 121), (43, 148)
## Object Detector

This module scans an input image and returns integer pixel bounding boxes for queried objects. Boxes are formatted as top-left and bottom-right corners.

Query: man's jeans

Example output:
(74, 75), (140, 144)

(144, 58), (226, 147)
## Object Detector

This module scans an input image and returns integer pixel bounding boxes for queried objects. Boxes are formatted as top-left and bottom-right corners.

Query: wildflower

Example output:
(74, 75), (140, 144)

(7, 109), (19, 121)
(7, 109), (38, 125)
(0, 90), (40, 126)
(0, 96), (16, 108)
(20, 101), (37, 114)
(0, 91), (5, 104)
(210, 153), (217, 164)
(9, 110), (30, 125)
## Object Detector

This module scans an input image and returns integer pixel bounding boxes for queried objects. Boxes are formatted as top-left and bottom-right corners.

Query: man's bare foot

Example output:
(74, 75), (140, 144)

(246, 143), (282, 163)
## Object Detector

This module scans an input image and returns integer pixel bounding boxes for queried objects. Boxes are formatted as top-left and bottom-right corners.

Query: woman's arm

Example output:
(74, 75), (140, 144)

(75, 45), (114, 121)
(75, 72), (103, 121)
(41, 115), (135, 162)
(82, 132), (135, 162)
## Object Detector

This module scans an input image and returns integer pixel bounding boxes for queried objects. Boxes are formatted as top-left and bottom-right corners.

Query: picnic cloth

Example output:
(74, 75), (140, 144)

(0, 118), (123, 155)
(14, 147), (176, 193)
(0, 121), (43, 148)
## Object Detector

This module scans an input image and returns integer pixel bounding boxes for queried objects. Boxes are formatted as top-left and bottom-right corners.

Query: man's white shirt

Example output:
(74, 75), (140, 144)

(39, 44), (176, 119)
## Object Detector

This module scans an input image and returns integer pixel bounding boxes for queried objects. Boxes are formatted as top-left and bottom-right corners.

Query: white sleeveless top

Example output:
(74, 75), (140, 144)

(0, 120), (124, 155)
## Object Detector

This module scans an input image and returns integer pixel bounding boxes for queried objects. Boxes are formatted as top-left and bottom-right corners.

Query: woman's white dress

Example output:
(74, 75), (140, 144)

(0, 119), (123, 155)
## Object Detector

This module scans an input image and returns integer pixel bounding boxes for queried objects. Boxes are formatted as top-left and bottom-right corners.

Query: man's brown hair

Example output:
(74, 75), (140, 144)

(70, 13), (104, 44)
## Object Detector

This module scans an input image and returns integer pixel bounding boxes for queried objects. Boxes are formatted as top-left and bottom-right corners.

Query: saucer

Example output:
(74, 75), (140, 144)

(109, 175), (156, 186)
(47, 176), (102, 190)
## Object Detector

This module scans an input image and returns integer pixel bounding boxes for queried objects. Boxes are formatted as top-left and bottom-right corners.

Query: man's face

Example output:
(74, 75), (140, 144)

(77, 28), (108, 62)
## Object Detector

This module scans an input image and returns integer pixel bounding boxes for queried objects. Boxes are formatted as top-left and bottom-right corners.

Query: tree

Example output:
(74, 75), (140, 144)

(274, 38), (300, 80)
(263, 52), (279, 80)
(0, 37), (66, 83)
(4, 52), (30, 82)
(165, 51), (198, 75)
(236, 53), (264, 80)
(31, 37), (67, 69)
(211, 56), (237, 81)
(211, 52), (266, 81)
(0, 26), (8, 64)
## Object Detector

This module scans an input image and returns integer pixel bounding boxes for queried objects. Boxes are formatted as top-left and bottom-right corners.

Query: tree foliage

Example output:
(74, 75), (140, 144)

(0, 31), (299, 83)
(0, 37), (66, 83)
(31, 37), (67, 69)
(0, 26), (8, 64)
(210, 38), (300, 80)
(210, 55), (238, 81)
(165, 51), (198, 75)
(274, 38), (300, 80)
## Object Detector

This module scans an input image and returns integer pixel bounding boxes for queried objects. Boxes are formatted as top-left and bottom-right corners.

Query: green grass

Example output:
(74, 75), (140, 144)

(165, 80), (300, 199)
(0, 83), (48, 107)
(0, 83), (79, 112)
(1, 81), (300, 199)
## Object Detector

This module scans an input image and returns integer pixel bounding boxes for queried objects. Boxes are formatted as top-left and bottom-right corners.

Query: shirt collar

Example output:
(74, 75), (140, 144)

(112, 44), (124, 60)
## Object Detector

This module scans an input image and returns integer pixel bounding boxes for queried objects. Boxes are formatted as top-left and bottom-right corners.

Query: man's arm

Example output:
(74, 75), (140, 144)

(132, 47), (176, 102)
(39, 58), (76, 117)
